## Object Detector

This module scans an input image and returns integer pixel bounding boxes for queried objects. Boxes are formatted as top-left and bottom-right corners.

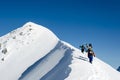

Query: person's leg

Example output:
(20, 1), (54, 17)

(81, 49), (84, 53)
(89, 56), (93, 64)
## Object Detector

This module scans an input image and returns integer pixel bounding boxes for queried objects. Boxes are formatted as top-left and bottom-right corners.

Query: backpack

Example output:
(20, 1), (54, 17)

(89, 43), (92, 48)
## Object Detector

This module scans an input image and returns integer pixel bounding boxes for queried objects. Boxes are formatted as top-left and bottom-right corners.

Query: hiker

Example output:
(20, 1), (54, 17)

(86, 44), (92, 50)
(87, 48), (95, 63)
(80, 45), (85, 53)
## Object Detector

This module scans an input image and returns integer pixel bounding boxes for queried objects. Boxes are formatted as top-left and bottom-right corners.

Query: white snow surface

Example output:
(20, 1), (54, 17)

(0, 22), (119, 80)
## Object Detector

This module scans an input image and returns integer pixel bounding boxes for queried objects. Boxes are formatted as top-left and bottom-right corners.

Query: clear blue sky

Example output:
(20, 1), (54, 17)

(0, 0), (120, 69)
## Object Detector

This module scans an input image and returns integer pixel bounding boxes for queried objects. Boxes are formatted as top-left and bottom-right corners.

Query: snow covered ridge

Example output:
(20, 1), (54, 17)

(0, 22), (59, 80)
(0, 22), (120, 80)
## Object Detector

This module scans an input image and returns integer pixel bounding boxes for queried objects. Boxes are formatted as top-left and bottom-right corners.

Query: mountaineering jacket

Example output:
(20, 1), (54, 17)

(88, 49), (95, 57)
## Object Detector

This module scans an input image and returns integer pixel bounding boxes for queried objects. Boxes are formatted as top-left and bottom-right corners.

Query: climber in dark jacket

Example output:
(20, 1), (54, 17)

(87, 48), (95, 63)
(80, 45), (85, 53)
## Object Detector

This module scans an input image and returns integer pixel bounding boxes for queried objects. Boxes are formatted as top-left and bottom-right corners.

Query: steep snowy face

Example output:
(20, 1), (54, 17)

(0, 22), (59, 60)
(0, 22), (59, 80)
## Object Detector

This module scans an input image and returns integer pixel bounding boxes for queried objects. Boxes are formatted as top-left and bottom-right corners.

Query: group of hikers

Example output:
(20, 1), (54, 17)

(79, 43), (95, 64)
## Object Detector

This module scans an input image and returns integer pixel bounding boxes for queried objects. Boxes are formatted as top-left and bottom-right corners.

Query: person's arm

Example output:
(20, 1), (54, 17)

(93, 52), (95, 57)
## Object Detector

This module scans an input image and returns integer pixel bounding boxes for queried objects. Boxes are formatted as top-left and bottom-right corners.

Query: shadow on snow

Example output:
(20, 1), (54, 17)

(19, 41), (73, 80)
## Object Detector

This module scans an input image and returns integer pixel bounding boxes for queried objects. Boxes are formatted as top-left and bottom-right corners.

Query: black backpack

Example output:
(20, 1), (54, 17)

(89, 43), (92, 48)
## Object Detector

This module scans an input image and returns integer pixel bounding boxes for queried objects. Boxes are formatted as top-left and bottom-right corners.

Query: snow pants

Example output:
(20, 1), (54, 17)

(88, 56), (93, 63)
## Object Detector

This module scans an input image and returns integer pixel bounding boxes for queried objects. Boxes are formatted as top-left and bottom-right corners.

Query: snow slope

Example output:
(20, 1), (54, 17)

(0, 22), (120, 80)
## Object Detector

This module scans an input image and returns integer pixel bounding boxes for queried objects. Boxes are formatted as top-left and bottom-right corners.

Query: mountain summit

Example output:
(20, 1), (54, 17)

(0, 22), (120, 80)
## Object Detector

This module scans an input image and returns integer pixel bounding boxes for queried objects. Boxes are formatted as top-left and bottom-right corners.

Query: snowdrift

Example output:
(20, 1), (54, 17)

(0, 22), (119, 80)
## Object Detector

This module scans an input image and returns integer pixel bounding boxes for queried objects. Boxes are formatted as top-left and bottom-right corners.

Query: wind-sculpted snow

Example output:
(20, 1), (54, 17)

(19, 41), (74, 80)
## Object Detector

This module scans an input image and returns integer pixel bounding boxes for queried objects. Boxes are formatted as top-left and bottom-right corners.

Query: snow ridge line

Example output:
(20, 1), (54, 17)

(19, 41), (74, 80)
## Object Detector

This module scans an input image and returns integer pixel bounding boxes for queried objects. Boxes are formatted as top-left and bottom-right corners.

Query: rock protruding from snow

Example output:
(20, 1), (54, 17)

(117, 66), (120, 72)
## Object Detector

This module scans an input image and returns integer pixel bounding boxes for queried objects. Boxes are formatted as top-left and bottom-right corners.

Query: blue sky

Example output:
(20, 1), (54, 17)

(0, 0), (120, 69)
